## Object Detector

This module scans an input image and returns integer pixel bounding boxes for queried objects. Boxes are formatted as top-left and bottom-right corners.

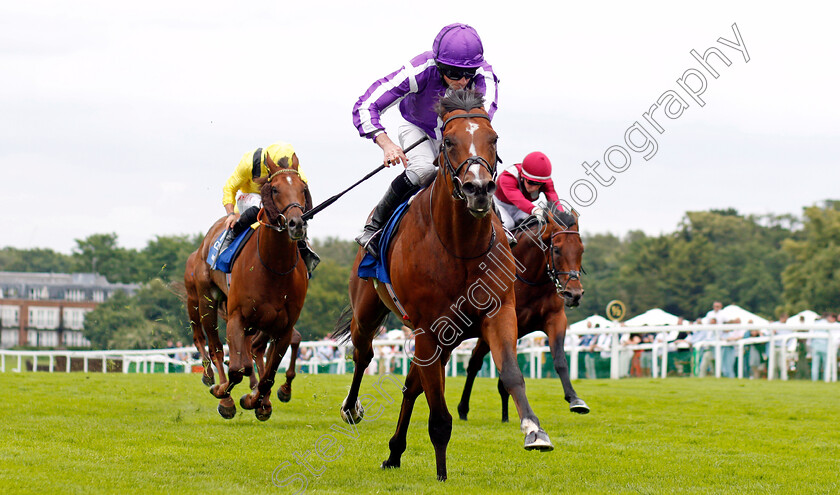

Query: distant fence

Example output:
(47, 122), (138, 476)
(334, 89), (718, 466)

(1, 323), (837, 382)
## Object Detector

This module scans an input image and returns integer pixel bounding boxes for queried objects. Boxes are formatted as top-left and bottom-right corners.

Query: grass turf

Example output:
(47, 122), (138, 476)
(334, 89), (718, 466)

(0, 372), (838, 494)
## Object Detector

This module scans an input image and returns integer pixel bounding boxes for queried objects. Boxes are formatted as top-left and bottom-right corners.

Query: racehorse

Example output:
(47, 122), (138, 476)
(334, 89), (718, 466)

(332, 89), (553, 481)
(184, 153), (309, 419)
(457, 206), (588, 422)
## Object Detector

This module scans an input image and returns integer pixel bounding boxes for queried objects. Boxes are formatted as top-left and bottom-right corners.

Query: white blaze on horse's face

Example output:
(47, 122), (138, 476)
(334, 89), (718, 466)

(466, 121), (480, 176)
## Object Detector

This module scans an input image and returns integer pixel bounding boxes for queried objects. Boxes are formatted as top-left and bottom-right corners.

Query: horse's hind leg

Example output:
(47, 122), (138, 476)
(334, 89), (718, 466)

(382, 363), (423, 469)
(457, 338), (491, 420)
(417, 352), (452, 481)
(249, 331), (270, 390)
(185, 264), (215, 386)
(278, 328), (302, 403)
(497, 377), (511, 422)
(340, 279), (388, 424)
(546, 313), (589, 414)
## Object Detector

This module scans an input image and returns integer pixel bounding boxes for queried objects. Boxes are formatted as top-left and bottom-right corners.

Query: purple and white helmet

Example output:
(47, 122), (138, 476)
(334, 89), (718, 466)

(432, 23), (484, 68)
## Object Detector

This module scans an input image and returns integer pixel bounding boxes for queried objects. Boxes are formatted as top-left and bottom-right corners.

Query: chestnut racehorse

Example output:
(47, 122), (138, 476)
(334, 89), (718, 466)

(184, 154), (308, 419)
(332, 89), (552, 481)
(457, 206), (589, 422)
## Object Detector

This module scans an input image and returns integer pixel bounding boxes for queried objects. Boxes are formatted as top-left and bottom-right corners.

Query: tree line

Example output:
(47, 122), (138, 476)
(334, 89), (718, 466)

(2, 201), (838, 349)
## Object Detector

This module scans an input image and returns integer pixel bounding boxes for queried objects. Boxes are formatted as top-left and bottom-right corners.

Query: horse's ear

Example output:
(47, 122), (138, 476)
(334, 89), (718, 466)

(291, 153), (300, 171)
(264, 151), (280, 175)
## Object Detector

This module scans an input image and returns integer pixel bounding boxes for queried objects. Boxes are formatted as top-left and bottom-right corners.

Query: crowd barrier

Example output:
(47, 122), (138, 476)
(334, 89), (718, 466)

(1, 323), (837, 382)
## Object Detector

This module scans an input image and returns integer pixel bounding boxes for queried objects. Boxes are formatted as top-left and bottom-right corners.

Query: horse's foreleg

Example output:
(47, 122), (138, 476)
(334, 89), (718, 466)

(417, 351), (452, 481)
(482, 310), (553, 451)
(457, 338), (490, 421)
(382, 362), (423, 470)
(497, 377), (511, 422)
(242, 333), (287, 421)
(545, 313), (589, 414)
(278, 328), (302, 403)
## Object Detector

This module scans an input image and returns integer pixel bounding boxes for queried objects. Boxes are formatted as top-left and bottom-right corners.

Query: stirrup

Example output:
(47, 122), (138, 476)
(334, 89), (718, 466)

(503, 227), (517, 247)
(356, 228), (382, 258)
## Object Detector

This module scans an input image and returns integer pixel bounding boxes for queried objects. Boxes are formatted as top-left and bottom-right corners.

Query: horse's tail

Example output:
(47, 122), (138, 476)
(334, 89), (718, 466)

(168, 280), (188, 303)
(330, 305), (353, 345)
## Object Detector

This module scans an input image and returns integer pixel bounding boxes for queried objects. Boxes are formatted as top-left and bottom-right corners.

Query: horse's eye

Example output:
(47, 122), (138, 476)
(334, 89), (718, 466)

(443, 138), (453, 148)
(271, 187), (277, 195)
(552, 247), (561, 255)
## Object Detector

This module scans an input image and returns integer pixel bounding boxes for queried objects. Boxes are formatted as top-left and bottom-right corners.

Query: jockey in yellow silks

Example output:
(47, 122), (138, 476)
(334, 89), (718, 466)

(219, 142), (320, 273)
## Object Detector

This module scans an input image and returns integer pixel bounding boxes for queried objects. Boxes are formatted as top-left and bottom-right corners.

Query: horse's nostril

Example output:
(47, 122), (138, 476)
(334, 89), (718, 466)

(462, 182), (477, 195)
(486, 181), (496, 195)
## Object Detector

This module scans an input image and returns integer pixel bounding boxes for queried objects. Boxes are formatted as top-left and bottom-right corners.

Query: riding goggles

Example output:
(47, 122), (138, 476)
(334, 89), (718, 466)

(438, 64), (477, 81)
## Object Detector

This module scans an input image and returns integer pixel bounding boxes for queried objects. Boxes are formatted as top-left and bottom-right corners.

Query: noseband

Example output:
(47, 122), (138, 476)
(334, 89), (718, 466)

(438, 112), (498, 201)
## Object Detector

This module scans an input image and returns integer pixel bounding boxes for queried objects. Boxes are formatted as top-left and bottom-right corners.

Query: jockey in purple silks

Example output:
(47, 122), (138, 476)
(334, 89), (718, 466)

(352, 23), (499, 258)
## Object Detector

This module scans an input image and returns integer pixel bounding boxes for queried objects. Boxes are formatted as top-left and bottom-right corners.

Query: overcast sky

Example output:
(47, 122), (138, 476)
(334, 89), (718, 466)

(2, 1), (837, 253)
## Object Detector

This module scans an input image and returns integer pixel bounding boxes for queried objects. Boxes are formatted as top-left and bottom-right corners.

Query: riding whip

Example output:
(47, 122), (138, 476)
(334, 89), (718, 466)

(302, 136), (429, 221)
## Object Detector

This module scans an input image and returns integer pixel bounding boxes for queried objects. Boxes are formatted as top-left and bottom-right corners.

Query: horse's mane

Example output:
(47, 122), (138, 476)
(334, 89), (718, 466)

(435, 89), (486, 118)
(513, 202), (577, 236)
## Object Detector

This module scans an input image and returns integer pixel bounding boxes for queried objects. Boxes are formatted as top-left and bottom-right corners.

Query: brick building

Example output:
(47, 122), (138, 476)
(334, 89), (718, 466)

(0, 272), (138, 348)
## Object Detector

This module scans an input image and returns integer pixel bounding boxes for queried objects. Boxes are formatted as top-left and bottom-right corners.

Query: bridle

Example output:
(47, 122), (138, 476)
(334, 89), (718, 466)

(254, 168), (306, 276)
(258, 169), (306, 234)
(515, 222), (583, 295)
(428, 111), (498, 259)
(438, 112), (498, 201)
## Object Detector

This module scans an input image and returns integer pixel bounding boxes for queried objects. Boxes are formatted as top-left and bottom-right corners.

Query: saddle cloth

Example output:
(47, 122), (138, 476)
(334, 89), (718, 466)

(357, 196), (414, 284)
(206, 227), (255, 273)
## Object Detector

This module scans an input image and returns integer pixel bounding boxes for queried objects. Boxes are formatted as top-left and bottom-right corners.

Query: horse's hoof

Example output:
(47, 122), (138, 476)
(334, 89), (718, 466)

(277, 386), (292, 403)
(217, 402), (237, 420)
(457, 404), (468, 421)
(240, 394), (256, 410)
(569, 398), (590, 414)
(209, 385), (229, 399)
(524, 428), (554, 451)
(339, 399), (364, 424)
(437, 475), (447, 481)
(501, 416), (509, 423)
(201, 374), (215, 387)
(255, 406), (272, 422)
(381, 459), (400, 469)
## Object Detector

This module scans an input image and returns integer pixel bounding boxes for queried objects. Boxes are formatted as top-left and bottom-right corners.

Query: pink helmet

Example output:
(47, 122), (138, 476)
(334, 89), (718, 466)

(520, 152), (552, 183)
(432, 23), (484, 68)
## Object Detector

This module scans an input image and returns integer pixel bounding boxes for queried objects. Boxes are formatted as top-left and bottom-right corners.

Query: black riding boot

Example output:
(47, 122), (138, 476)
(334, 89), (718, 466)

(355, 172), (418, 259)
(220, 206), (260, 253)
(298, 239), (320, 274)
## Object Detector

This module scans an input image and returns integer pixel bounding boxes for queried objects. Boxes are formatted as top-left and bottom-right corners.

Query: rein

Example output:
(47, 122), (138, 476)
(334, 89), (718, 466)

(428, 178), (496, 260)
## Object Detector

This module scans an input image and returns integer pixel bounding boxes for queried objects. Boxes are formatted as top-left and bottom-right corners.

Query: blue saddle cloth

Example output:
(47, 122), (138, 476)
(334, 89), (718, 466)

(206, 228), (252, 273)
(357, 198), (413, 284)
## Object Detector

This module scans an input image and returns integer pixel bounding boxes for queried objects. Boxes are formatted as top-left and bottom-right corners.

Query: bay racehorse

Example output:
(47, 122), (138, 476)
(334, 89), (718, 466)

(184, 154), (308, 419)
(332, 89), (552, 481)
(457, 206), (588, 422)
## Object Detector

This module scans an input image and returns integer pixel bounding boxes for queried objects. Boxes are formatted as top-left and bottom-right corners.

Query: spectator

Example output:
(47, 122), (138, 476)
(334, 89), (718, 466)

(810, 313), (837, 381)
(691, 317), (717, 377)
(721, 317), (744, 378)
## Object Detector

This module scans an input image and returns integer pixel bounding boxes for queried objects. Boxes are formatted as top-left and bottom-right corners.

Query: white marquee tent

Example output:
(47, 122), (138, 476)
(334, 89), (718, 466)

(624, 308), (681, 327)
